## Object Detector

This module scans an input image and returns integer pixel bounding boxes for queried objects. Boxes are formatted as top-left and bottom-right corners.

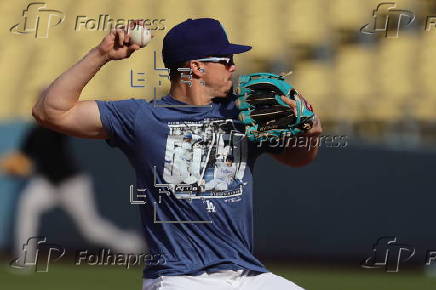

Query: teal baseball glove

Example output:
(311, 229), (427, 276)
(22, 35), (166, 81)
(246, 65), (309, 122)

(235, 72), (315, 142)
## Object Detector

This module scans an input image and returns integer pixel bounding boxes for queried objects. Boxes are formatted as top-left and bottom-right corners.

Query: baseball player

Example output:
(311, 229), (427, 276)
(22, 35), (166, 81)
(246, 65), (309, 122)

(1, 124), (144, 265)
(172, 133), (197, 184)
(203, 155), (237, 191)
(32, 18), (322, 290)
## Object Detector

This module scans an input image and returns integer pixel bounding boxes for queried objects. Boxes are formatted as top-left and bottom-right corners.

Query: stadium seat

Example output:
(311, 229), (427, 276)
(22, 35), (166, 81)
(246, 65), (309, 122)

(334, 45), (375, 121)
(242, 0), (284, 57)
(293, 61), (333, 120)
(329, 0), (372, 29)
(286, 0), (328, 45)
(377, 35), (417, 98)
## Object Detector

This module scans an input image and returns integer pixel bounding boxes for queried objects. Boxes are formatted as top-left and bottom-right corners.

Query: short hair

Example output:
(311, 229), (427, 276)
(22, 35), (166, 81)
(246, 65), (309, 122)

(168, 61), (190, 82)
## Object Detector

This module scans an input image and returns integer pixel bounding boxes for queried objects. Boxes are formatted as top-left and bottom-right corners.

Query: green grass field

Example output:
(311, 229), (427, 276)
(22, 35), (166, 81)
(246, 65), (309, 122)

(1, 262), (435, 290)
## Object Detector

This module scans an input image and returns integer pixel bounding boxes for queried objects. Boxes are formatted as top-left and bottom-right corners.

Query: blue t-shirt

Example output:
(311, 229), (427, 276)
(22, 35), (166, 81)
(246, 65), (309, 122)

(96, 94), (272, 279)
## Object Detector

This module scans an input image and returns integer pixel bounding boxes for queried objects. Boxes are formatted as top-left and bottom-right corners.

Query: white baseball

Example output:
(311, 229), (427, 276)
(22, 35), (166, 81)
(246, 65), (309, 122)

(128, 25), (152, 48)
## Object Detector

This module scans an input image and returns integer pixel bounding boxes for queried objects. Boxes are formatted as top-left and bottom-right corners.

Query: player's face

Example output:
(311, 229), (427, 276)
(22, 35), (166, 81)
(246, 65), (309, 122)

(201, 56), (236, 98)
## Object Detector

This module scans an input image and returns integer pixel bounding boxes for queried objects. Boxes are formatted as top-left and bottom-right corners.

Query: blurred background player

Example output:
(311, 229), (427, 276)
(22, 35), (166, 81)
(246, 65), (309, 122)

(0, 123), (144, 264)
(171, 133), (196, 184)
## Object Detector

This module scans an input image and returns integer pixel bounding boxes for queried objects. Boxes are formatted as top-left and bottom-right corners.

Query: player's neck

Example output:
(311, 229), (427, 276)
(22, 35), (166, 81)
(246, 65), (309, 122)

(169, 81), (214, 106)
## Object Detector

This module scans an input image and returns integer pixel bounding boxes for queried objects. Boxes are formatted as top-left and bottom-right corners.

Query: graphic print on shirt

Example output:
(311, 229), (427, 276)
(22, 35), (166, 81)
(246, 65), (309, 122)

(162, 119), (247, 199)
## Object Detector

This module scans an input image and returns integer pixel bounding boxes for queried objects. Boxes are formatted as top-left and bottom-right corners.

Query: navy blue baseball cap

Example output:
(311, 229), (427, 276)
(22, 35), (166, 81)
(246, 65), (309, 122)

(162, 18), (251, 67)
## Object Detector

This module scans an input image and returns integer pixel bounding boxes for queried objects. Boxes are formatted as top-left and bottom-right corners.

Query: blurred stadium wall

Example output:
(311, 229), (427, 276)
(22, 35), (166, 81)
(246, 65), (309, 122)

(0, 0), (435, 265)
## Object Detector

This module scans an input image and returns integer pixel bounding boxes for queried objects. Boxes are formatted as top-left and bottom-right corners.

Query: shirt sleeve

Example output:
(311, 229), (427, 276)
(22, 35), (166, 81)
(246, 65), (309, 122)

(95, 98), (141, 149)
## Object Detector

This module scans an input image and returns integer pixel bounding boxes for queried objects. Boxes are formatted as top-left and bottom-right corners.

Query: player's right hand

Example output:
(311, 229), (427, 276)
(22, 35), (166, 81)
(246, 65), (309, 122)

(96, 25), (141, 61)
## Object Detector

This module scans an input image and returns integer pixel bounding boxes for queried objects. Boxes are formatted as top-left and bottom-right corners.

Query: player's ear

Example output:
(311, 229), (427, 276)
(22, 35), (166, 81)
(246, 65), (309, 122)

(190, 60), (206, 78)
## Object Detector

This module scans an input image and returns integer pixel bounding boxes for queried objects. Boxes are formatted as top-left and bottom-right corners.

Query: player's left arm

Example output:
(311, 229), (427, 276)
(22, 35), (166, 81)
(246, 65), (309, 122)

(269, 96), (323, 167)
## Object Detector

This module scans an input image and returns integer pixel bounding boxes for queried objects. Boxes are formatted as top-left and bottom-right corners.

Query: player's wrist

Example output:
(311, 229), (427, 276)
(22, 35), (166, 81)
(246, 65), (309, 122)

(89, 47), (111, 66)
